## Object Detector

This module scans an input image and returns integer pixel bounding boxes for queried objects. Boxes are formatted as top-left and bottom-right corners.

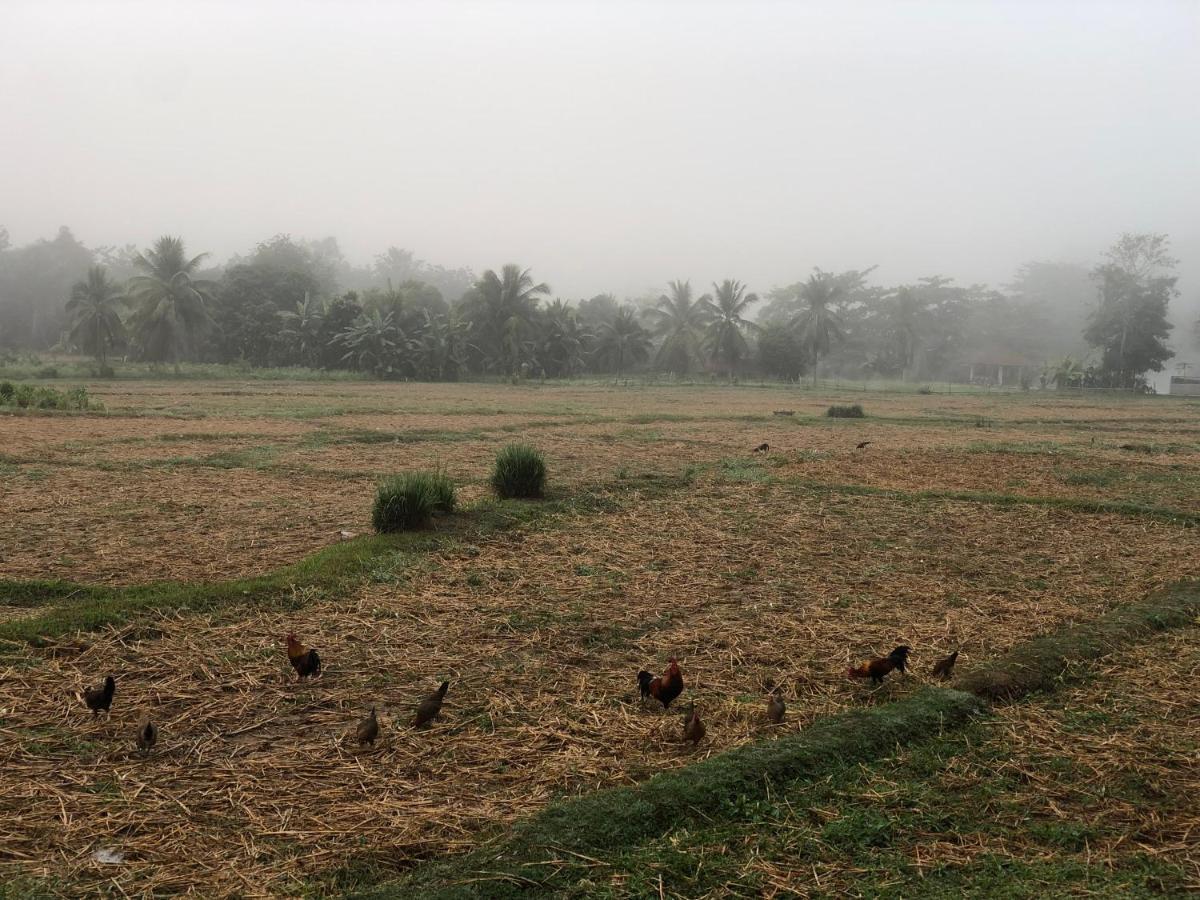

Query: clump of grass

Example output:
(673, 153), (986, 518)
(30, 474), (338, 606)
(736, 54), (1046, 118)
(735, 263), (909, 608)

(917, 386), (934, 395)
(491, 444), (546, 499)
(0, 383), (102, 411)
(826, 404), (865, 418)
(372, 471), (456, 532)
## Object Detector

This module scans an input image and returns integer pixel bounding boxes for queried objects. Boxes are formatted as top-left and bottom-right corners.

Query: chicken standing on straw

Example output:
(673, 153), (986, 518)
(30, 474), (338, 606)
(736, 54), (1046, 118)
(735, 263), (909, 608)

(931, 650), (959, 680)
(285, 634), (322, 681)
(356, 707), (379, 746)
(82, 676), (116, 716)
(135, 719), (157, 753)
(413, 681), (449, 728)
(682, 703), (706, 745)
(638, 657), (684, 709)
(766, 687), (786, 724)
(847, 645), (910, 686)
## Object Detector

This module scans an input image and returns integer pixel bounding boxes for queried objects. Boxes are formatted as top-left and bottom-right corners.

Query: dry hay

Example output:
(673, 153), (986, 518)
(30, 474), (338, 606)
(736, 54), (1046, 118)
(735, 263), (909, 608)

(1, 468), (1198, 896)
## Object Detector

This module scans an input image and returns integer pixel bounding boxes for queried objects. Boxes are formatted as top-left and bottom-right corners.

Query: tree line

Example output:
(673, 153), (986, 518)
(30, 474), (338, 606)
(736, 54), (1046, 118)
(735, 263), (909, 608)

(0, 226), (1185, 388)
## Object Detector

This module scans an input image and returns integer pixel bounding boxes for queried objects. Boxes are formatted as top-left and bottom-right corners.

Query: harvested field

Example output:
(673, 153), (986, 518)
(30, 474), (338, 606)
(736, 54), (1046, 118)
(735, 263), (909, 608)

(1, 380), (1198, 896)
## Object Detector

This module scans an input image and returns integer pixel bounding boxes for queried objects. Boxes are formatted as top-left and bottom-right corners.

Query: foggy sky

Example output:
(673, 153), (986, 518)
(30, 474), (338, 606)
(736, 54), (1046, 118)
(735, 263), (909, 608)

(2, 0), (1197, 301)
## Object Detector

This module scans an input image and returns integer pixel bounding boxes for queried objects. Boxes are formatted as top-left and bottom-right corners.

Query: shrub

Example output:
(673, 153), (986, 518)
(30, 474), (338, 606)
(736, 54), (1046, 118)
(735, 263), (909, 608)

(0, 383), (102, 411)
(491, 444), (546, 499)
(917, 386), (933, 395)
(37, 366), (59, 378)
(826, 404), (865, 418)
(0, 381), (13, 402)
(372, 471), (456, 532)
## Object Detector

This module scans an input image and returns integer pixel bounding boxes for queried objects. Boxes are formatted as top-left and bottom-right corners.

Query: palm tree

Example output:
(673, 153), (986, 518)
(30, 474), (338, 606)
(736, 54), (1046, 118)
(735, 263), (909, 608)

(699, 279), (759, 377)
(593, 306), (652, 375)
(465, 265), (549, 375)
(887, 286), (924, 379)
(66, 266), (126, 370)
(412, 308), (472, 381)
(644, 280), (708, 375)
(539, 299), (589, 377)
(789, 271), (847, 386)
(127, 236), (216, 367)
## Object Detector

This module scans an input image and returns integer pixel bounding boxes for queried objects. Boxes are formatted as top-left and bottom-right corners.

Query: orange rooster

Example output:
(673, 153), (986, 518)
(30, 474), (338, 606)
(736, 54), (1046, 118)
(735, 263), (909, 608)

(285, 634), (322, 680)
(638, 657), (684, 709)
(847, 645), (910, 685)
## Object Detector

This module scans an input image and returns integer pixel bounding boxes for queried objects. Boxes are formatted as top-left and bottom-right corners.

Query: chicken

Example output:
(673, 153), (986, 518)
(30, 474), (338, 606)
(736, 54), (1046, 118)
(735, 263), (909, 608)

(413, 681), (449, 728)
(356, 706), (379, 746)
(754, 442), (770, 453)
(637, 657), (684, 709)
(931, 650), (959, 680)
(682, 703), (706, 744)
(285, 634), (322, 680)
(83, 676), (115, 716)
(856, 440), (872, 450)
(847, 645), (910, 685)
(766, 687), (786, 724)
(135, 719), (157, 753)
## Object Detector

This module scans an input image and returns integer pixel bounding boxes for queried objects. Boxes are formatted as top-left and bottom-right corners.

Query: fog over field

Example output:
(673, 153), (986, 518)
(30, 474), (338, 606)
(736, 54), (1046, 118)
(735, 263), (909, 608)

(2, 0), (1197, 304)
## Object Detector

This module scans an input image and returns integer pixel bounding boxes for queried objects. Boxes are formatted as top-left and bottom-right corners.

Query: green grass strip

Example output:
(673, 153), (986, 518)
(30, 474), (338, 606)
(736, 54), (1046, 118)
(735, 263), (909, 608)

(786, 478), (1200, 526)
(957, 578), (1200, 701)
(352, 687), (987, 899)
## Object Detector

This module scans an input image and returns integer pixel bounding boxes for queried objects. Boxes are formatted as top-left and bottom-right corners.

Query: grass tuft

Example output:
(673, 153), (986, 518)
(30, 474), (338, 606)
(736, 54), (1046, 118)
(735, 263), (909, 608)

(490, 444), (546, 499)
(826, 404), (865, 418)
(372, 472), (456, 533)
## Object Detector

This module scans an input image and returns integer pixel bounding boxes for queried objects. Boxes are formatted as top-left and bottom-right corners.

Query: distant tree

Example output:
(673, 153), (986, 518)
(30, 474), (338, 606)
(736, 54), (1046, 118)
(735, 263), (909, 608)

(699, 279), (759, 377)
(336, 308), (408, 377)
(1005, 260), (1093, 356)
(127, 236), (216, 366)
(372, 246), (475, 303)
(592, 306), (652, 375)
(1085, 233), (1178, 387)
(645, 280), (708, 375)
(538, 299), (589, 377)
(790, 271), (847, 386)
(316, 293), (364, 369)
(66, 266), (126, 370)
(0, 226), (94, 348)
(460, 265), (549, 375)
(277, 292), (326, 368)
(756, 322), (806, 380)
(411, 308), (472, 381)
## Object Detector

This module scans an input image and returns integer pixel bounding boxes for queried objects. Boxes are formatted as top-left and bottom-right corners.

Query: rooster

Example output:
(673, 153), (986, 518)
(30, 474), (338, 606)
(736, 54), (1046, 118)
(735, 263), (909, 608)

(356, 707), (379, 746)
(753, 443), (770, 453)
(135, 719), (157, 753)
(682, 703), (706, 745)
(285, 634), (322, 680)
(931, 650), (959, 680)
(847, 645), (910, 685)
(413, 681), (449, 728)
(638, 657), (684, 709)
(766, 687), (786, 724)
(83, 676), (115, 716)
(856, 441), (872, 450)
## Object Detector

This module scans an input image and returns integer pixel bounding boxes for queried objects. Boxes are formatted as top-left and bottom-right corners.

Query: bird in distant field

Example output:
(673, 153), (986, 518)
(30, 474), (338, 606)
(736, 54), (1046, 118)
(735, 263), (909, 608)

(682, 703), (706, 744)
(638, 658), (684, 709)
(931, 650), (959, 680)
(285, 634), (322, 680)
(766, 687), (786, 724)
(413, 681), (450, 728)
(847, 646), (910, 685)
(855, 441), (872, 450)
(135, 719), (157, 753)
(754, 442), (770, 453)
(356, 706), (379, 746)
(83, 676), (116, 716)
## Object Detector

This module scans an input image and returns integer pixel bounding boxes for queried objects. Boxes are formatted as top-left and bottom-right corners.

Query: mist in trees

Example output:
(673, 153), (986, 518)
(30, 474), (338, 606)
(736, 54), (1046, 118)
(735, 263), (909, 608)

(2, 225), (1191, 389)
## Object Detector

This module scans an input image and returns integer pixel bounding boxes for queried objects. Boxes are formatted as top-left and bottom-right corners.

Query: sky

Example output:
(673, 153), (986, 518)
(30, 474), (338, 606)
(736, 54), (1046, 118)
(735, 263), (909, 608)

(2, 0), (1198, 304)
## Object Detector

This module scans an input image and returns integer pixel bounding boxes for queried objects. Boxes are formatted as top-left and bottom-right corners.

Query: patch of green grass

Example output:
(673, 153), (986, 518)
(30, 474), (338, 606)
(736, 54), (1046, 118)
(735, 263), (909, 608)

(716, 457), (769, 483)
(372, 471), (457, 532)
(826, 403), (865, 418)
(491, 444), (547, 499)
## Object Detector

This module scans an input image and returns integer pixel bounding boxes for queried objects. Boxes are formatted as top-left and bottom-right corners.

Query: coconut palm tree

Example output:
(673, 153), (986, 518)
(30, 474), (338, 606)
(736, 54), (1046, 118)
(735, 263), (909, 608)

(66, 266), (126, 371)
(789, 271), (847, 386)
(539, 299), (589, 378)
(336, 308), (408, 377)
(127, 236), (216, 367)
(464, 265), (549, 375)
(593, 306), (652, 375)
(644, 280), (708, 375)
(699, 279), (759, 377)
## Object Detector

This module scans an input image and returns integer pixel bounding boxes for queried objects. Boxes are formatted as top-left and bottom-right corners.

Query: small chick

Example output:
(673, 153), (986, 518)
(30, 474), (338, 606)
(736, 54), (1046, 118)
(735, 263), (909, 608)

(682, 703), (706, 745)
(83, 676), (116, 716)
(931, 650), (959, 680)
(356, 706), (379, 746)
(413, 681), (450, 728)
(135, 719), (157, 753)
(766, 688), (786, 724)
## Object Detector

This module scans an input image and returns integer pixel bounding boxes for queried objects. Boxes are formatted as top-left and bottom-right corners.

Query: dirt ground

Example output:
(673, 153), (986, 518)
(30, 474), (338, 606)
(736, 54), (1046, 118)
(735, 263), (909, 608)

(1, 380), (1198, 895)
